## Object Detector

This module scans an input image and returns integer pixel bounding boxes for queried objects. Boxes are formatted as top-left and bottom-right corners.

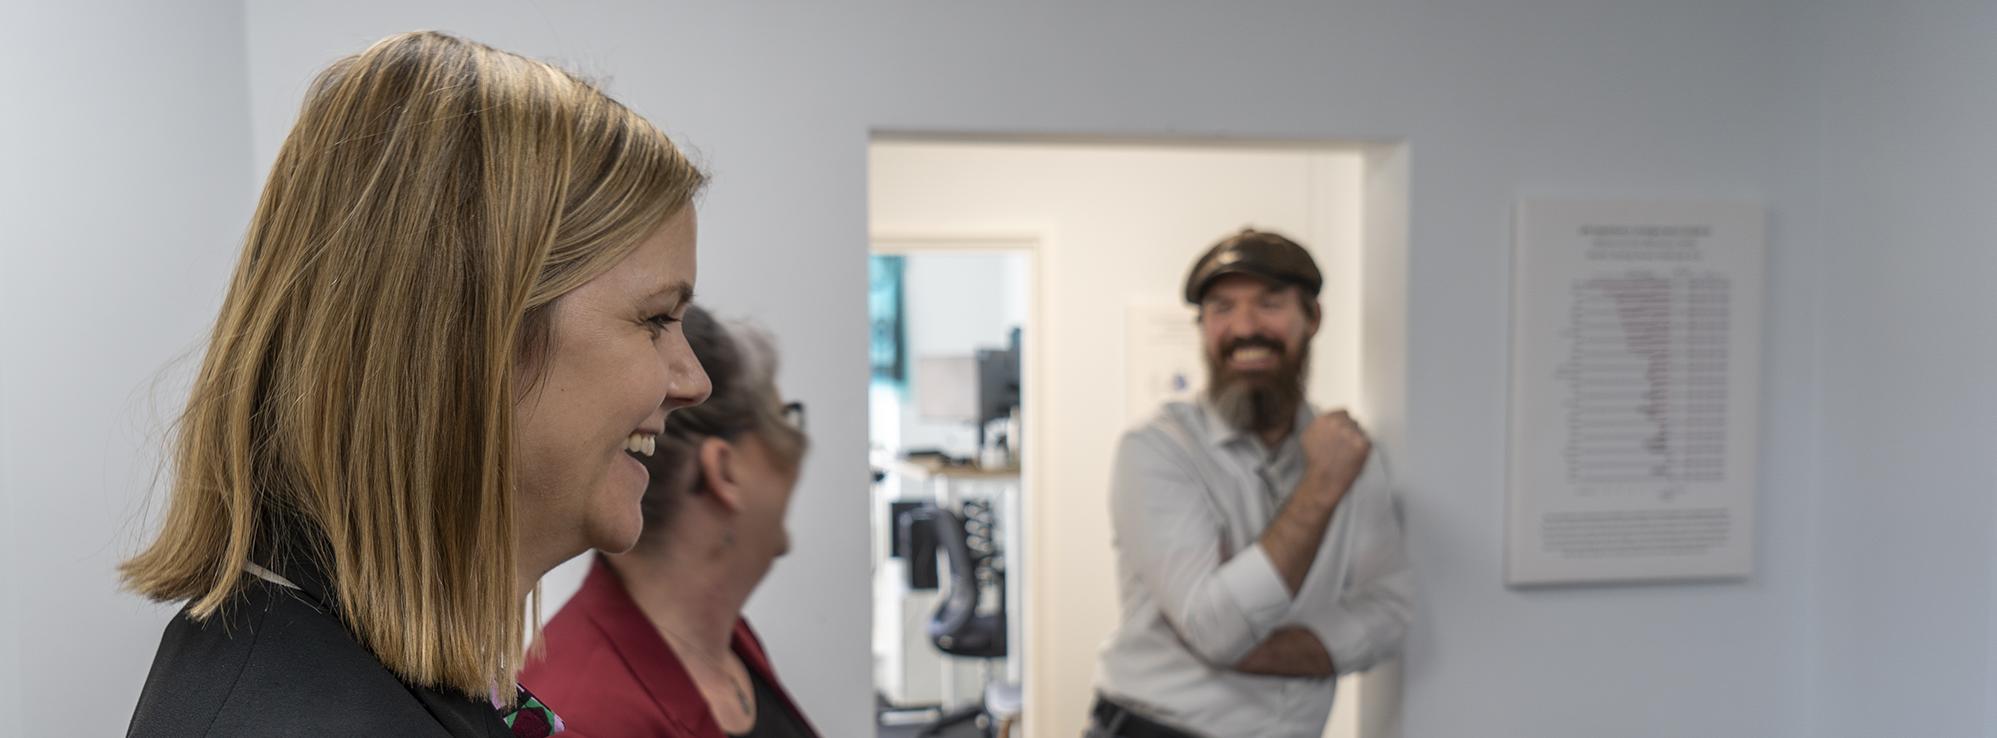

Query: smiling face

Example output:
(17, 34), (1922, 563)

(513, 207), (713, 559)
(1198, 274), (1319, 435)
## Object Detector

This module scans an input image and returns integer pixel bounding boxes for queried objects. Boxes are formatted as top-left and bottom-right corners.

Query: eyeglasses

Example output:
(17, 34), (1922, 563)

(780, 401), (806, 432)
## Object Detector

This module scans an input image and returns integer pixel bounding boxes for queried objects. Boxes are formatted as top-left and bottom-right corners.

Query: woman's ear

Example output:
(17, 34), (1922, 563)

(697, 436), (746, 513)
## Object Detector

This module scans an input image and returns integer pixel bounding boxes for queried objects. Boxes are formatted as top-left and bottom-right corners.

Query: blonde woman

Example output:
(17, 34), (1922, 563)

(122, 32), (712, 737)
(522, 306), (819, 738)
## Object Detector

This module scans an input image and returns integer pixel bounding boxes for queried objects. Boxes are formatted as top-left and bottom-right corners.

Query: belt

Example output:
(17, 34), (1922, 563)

(1090, 696), (1205, 738)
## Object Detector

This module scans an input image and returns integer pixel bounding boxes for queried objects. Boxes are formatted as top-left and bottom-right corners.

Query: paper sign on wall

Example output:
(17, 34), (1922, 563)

(1507, 200), (1763, 586)
(1126, 304), (1203, 425)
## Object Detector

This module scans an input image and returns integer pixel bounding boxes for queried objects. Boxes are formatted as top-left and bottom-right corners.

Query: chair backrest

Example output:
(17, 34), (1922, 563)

(925, 506), (1006, 658)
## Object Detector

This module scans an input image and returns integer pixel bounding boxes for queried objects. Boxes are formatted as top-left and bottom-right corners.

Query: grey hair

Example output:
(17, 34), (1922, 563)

(633, 307), (804, 548)
(728, 320), (782, 395)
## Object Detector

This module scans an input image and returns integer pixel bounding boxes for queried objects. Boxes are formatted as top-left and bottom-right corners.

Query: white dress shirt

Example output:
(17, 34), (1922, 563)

(1094, 399), (1413, 738)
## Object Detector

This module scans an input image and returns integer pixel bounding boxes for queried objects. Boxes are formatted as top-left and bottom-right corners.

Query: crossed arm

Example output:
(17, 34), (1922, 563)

(1111, 433), (1410, 679)
(1234, 627), (1336, 677)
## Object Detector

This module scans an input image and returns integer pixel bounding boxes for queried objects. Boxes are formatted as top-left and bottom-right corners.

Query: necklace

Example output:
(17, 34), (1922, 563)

(655, 622), (753, 720)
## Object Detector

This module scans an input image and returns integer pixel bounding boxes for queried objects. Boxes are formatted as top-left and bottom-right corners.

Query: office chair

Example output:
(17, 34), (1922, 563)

(911, 502), (1012, 737)
(928, 504), (1006, 658)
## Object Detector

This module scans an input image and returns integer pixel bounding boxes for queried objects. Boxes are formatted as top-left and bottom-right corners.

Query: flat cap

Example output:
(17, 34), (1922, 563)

(1183, 228), (1323, 304)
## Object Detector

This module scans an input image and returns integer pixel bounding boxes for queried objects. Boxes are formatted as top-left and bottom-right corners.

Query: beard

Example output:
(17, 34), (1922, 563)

(1206, 335), (1310, 436)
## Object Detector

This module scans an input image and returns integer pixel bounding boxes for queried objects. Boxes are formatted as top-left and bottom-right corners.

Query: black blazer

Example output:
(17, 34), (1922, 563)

(126, 558), (514, 737)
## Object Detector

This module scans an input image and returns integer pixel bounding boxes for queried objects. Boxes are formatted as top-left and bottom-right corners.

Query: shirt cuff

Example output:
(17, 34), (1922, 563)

(1216, 543), (1295, 636)
(1306, 607), (1377, 675)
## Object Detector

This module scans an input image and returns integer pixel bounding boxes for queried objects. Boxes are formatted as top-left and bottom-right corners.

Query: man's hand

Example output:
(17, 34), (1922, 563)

(1298, 409), (1371, 506)
(1233, 627), (1336, 678)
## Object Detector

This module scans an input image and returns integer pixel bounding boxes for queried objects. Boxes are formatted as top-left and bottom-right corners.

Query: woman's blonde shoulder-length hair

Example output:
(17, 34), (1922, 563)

(120, 30), (705, 701)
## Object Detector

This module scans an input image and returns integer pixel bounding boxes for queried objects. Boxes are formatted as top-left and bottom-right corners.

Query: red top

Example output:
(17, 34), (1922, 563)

(521, 556), (820, 738)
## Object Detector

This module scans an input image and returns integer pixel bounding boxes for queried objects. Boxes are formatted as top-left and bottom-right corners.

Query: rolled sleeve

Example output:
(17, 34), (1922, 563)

(1111, 431), (1296, 666)
(1214, 543), (1295, 631)
(1302, 568), (1411, 675)
(1291, 451), (1414, 675)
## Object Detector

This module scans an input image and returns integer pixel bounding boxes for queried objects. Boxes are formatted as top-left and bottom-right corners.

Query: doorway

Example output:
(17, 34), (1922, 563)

(869, 243), (1033, 738)
(867, 135), (1404, 738)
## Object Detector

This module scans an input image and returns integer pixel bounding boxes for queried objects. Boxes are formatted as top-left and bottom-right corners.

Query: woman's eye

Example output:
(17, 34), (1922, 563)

(645, 314), (680, 334)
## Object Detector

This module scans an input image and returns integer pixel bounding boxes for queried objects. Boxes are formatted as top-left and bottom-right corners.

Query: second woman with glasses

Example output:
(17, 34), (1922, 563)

(523, 305), (819, 737)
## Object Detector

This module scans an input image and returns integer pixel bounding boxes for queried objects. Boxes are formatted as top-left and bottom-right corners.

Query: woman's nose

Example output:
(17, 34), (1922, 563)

(664, 340), (713, 409)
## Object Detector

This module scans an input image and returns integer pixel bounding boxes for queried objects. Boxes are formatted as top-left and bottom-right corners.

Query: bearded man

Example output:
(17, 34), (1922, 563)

(1086, 229), (1414, 738)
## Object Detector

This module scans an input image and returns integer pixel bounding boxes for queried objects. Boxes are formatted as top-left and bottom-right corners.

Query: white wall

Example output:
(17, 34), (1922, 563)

(870, 140), (1365, 737)
(32, 2), (1997, 737)
(0, 2), (255, 736)
(1803, 2), (1997, 736)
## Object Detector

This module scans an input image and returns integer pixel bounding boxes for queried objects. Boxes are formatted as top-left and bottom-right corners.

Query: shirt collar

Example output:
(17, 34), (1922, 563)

(1195, 393), (1315, 454)
(572, 554), (715, 736)
(571, 554), (803, 736)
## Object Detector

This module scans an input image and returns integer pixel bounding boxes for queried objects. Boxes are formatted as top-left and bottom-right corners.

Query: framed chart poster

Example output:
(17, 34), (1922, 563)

(1507, 200), (1763, 586)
